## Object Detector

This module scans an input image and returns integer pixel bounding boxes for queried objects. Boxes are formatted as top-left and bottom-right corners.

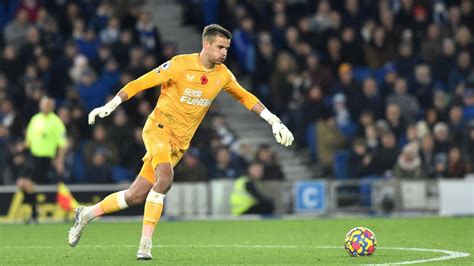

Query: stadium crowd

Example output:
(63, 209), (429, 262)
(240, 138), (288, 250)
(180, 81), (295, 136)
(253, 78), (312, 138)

(0, 0), (284, 185)
(0, 0), (473, 185)
(185, 0), (474, 180)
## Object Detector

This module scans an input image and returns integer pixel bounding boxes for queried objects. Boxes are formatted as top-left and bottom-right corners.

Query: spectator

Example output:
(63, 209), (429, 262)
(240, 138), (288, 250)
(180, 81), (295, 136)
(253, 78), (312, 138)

(83, 124), (119, 170)
(107, 107), (134, 168)
(0, 97), (23, 139)
(371, 131), (399, 176)
(0, 45), (23, 83)
(364, 124), (378, 152)
(347, 138), (372, 179)
(332, 93), (350, 129)
(462, 121), (474, 173)
(385, 103), (406, 139)
(255, 144), (284, 181)
(413, 64), (435, 109)
(448, 51), (471, 91)
(420, 134), (436, 177)
(340, 26), (365, 66)
(399, 123), (419, 148)
(432, 90), (449, 122)
(352, 77), (383, 121)
(316, 111), (348, 174)
(85, 149), (113, 183)
(230, 162), (274, 215)
(3, 9), (30, 47)
(433, 122), (451, 157)
(174, 148), (208, 182)
(448, 105), (465, 146)
(303, 53), (336, 96)
(433, 38), (457, 86)
(387, 78), (420, 122)
(99, 16), (121, 45)
(135, 11), (162, 53)
(252, 32), (275, 102)
(393, 142), (422, 179)
(209, 146), (242, 179)
(464, 88), (474, 121)
(394, 41), (419, 79)
(432, 153), (448, 178)
(270, 52), (297, 114)
(75, 28), (100, 62)
(364, 27), (395, 68)
(421, 24), (443, 64)
(232, 16), (256, 74)
(445, 146), (466, 178)
(332, 63), (360, 102)
(460, 0), (474, 32)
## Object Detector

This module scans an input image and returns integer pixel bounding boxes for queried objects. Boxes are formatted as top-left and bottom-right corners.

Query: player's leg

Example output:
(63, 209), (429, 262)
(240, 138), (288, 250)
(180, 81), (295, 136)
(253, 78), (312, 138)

(68, 172), (153, 247)
(19, 156), (50, 223)
(16, 177), (37, 223)
(137, 160), (173, 260)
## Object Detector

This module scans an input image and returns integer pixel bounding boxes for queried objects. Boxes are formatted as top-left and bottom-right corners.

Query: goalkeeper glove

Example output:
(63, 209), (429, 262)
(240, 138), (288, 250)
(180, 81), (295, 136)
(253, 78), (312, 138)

(260, 109), (294, 147)
(88, 96), (122, 125)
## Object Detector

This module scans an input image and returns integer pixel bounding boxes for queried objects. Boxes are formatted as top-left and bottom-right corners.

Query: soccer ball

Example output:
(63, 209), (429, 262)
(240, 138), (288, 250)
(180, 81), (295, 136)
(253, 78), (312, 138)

(344, 226), (377, 257)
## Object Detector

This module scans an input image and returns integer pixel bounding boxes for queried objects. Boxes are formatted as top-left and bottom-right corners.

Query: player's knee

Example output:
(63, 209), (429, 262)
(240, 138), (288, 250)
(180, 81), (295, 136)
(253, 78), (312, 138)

(155, 164), (174, 184)
(154, 164), (174, 193)
(125, 189), (147, 206)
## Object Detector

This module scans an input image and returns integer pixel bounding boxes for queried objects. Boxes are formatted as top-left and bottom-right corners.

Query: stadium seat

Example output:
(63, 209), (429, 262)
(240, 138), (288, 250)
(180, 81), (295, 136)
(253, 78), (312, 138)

(338, 122), (358, 140)
(112, 166), (132, 183)
(72, 153), (87, 183)
(352, 67), (372, 82)
(306, 124), (318, 161)
(372, 67), (387, 85)
(333, 150), (351, 180)
(359, 175), (384, 207)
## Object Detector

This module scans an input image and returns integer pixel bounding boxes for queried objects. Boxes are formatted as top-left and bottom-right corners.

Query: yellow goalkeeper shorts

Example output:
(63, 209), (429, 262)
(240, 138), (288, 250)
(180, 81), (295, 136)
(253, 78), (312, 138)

(139, 116), (185, 184)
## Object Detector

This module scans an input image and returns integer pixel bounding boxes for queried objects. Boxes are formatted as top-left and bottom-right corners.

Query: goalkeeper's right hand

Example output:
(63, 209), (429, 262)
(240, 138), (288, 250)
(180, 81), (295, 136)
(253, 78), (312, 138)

(88, 96), (122, 125)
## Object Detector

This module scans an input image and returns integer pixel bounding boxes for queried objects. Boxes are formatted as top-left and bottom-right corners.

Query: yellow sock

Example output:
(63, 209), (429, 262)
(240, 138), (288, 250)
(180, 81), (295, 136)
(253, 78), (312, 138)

(141, 190), (165, 239)
(83, 190), (129, 222)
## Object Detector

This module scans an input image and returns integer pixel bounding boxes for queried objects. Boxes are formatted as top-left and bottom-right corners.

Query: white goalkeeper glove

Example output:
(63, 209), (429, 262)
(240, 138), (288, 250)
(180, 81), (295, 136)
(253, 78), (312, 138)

(88, 96), (122, 125)
(260, 109), (294, 147)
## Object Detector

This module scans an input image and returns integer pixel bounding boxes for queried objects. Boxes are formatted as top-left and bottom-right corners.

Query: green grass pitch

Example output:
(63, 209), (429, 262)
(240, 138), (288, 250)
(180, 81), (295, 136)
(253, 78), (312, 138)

(1, 217), (472, 265)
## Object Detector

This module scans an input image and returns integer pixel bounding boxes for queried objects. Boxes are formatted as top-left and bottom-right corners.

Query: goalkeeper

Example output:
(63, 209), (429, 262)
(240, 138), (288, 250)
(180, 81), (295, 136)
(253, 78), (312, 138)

(68, 24), (293, 260)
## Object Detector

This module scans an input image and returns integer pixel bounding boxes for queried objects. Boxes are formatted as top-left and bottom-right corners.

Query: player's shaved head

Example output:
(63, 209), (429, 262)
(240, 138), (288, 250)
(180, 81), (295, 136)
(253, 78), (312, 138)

(202, 24), (232, 43)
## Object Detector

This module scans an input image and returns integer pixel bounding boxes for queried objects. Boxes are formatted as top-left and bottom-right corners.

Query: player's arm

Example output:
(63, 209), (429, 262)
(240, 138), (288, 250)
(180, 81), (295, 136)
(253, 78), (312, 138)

(88, 59), (180, 125)
(223, 71), (294, 147)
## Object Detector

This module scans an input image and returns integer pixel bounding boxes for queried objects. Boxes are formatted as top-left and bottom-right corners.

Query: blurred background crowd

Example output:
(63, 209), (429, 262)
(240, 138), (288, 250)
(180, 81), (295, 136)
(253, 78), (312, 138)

(0, 0), (473, 185)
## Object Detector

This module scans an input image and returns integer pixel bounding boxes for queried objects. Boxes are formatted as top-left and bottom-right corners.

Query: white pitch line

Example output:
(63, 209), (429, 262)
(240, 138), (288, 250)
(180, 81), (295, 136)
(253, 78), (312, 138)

(0, 244), (469, 265)
(372, 247), (471, 265)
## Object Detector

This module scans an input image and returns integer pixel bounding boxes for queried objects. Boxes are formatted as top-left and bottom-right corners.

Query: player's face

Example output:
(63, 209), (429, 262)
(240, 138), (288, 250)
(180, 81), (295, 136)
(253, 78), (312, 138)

(204, 36), (230, 65)
(39, 97), (55, 114)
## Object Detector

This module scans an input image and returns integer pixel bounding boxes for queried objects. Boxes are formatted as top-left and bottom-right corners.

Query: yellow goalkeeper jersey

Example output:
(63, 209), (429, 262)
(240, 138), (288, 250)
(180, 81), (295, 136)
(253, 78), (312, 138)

(121, 53), (259, 149)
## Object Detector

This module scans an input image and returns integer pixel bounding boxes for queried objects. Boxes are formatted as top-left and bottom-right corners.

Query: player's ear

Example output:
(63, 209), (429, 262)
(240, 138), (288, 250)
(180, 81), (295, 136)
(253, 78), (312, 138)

(203, 40), (210, 49)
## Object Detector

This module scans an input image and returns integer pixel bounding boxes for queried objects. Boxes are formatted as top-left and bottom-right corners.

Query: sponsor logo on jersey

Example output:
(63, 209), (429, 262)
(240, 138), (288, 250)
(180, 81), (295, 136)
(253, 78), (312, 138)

(186, 74), (195, 81)
(180, 88), (212, 107)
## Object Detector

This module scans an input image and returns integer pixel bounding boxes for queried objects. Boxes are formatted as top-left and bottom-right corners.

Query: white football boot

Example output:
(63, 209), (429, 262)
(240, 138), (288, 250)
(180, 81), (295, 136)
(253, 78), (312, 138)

(68, 206), (88, 247)
(136, 238), (153, 260)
